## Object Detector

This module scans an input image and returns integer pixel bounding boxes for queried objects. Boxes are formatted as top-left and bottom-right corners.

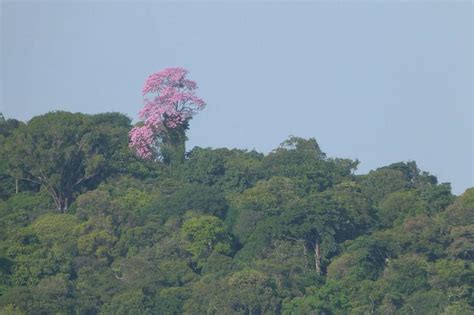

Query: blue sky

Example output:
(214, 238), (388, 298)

(1, 1), (472, 194)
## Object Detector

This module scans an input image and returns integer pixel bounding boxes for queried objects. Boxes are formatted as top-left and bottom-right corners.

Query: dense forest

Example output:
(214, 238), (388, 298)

(0, 110), (472, 315)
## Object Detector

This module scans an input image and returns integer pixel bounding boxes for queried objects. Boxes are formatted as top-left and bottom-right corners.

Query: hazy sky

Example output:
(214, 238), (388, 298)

(1, 1), (472, 194)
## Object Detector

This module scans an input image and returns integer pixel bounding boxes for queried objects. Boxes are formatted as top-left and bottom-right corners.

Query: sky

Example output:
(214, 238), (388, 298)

(1, 1), (472, 194)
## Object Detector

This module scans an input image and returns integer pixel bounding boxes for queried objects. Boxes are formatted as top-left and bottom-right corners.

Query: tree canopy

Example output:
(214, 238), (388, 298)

(0, 111), (471, 314)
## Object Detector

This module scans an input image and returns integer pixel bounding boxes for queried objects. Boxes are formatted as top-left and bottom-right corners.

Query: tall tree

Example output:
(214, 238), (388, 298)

(3, 112), (131, 212)
(0, 115), (24, 196)
(129, 67), (206, 165)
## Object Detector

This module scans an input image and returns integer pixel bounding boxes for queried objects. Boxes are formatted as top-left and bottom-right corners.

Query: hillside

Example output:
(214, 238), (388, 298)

(0, 111), (473, 314)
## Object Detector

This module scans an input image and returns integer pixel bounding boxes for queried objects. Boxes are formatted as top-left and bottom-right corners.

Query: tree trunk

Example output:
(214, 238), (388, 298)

(57, 194), (70, 213)
(49, 190), (66, 213)
(302, 241), (311, 270)
(55, 198), (64, 213)
(314, 241), (322, 275)
(15, 176), (19, 194)
(44, 185), (71, 213)
(162, 122), (188, 169)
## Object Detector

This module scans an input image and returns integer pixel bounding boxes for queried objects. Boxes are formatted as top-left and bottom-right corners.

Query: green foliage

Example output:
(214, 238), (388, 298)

(382, 255), (430, 295)
(181, 214), (232, 260)
(0, 112), (471, 314)
(223, 268), (279, 314)
(262, 137), (357, 193)
(100, 290), (153, 315)
(28, 213), (79, 245)
(399, 290), (448, 315)
(185, 147), (264, 192)
(442, 187), (474, 226)
(446, 225), (474, 260)
(155, 286), (191, 314)
(2, 111), (132, 211)
(151, 181), (228, 219)
(0, 116), (24, 200)
(358, 168), (408, 205)
(377, 189), (426, 227)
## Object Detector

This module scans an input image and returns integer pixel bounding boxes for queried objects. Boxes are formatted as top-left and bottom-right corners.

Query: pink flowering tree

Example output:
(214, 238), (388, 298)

(129, 67), (206, 164)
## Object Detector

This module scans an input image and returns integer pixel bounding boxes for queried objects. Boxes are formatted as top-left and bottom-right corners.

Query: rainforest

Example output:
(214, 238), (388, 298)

(0, 106), (472, 314)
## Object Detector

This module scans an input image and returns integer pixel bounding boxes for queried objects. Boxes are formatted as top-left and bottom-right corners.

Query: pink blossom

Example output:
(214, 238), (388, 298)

(130, 67), (206, 159)
(129, 125), (156, 160)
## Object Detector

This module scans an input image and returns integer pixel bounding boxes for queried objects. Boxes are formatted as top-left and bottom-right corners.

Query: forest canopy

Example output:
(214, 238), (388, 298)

(0, 109), (472, 315)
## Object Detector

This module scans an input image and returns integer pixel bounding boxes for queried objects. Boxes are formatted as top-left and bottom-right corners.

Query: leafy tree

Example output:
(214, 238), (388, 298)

(446, 225), (474, 260)
(6, 214), (79, 287)
(379, 161), (437, 189)
(442, 301), (474, 314)
(100, 290), (154, 315)
(154, 286), (191, 314)
(181, 214), (232, 262)
(262, 136), (357, 193)
(184, 147), (264, 192)
(0, 287), (33, 314)
(212, 269), (279, 314)
(30, 274), (75, 314)
(377, 190), (427, 227)
(399, 290), (448, 315)
(358, 168), (408, 205)
(73, 258), (122, 313)
(382, 255), (430, 295)
(151, 181), (228, 219)
(441, 187), (474, 226)
(429, 259), (473, 291)
(420, 182), (454, 214)
(0, 115), (24, 197)
(109, 248), (158, 289)
(3, 112), (131, 211)
(252, 239), (316, 297)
